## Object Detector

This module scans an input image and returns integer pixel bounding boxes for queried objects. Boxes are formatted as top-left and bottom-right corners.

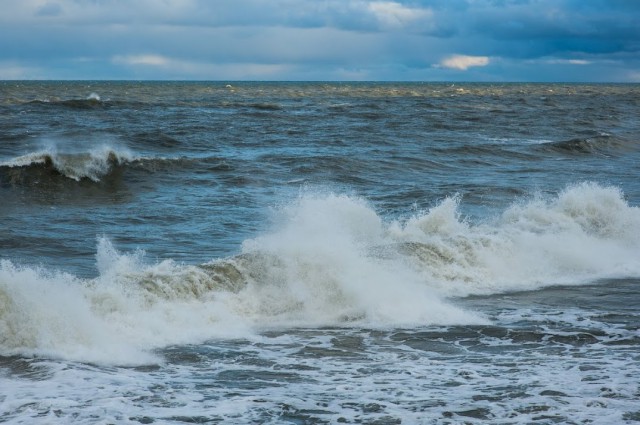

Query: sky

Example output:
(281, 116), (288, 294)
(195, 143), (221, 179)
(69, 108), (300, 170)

(1, 0), (639, 81)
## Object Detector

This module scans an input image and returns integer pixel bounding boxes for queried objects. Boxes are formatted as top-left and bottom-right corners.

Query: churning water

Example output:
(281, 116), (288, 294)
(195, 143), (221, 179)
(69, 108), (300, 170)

(1, 82), (639, 424)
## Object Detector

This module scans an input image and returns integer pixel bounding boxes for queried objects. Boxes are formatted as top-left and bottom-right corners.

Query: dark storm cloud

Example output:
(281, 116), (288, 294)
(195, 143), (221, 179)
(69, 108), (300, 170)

(464, 0), (640, 56)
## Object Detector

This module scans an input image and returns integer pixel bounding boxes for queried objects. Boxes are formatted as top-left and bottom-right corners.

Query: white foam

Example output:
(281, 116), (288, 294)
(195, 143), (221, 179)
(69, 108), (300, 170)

(0, 259), (157, 365)
(2, 321), (637, 424)
(237, 193), (480, 327)
(1, 183), (638, 364)
(388, 182), (640, 296)
(0, 238), (253, 364)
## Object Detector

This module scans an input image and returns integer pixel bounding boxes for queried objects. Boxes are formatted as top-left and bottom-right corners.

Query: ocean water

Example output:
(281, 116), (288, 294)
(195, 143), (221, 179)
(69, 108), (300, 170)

(0, 81), (639, 424)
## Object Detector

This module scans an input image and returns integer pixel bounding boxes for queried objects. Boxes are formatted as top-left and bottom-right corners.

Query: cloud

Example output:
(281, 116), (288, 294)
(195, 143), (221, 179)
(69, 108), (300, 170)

(5, 0), (434, 33)
(35, 2), (63, 17)
(439, 55), (490, 70)
(546, 59), (592, 65)
(628, 71), (640, 83)
(113, 54), (170, 67)
(367, 1), (433, 30)
(0, 61), (41, 79)
(0, 0), (639, 81)
(464, 0), (640, 57)
(112, 53), (295, 80)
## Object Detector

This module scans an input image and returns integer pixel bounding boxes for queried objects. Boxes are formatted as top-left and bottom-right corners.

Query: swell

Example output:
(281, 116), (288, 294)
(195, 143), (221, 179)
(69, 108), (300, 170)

(536, 134), (635, 156)
(28, 98), (106, 110)
(20, 97), (286, 112)
(432, 134), (636, 165)
(22, 97), (152, 111)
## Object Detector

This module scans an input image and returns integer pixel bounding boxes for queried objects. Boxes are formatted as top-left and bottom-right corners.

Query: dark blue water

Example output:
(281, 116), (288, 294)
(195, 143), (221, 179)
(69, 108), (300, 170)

(1, 82), (639, 424)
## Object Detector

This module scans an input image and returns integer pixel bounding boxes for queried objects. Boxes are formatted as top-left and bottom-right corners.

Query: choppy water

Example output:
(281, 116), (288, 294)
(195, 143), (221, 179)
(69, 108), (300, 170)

(1, 81), (639, 424)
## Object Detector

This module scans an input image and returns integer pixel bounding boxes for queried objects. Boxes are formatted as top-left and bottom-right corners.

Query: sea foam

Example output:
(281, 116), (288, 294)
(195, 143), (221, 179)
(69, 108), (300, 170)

(0, 182), (638, 364)
(388, 182), (640, 296)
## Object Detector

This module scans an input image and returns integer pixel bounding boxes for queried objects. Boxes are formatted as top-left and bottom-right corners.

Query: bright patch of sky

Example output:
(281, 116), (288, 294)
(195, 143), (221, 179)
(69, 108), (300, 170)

(1, 0), (638, 81)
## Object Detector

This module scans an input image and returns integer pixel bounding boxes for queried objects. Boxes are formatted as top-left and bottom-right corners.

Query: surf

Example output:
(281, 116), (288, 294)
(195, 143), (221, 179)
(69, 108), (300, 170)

(0, 182), (638, 364)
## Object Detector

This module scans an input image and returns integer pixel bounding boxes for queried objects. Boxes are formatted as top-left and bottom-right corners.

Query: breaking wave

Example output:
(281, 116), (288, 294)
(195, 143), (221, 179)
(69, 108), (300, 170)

(0, 146), (134, 183)
(1, 182), (638, 364)
(0, 147), (239, 188)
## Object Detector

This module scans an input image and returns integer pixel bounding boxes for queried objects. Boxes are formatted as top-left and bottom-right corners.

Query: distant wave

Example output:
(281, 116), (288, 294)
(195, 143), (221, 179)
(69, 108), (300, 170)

(538, 134), (633, 156)
(1, 182), (639, 364)
(17, 96), (285, 112)
(27, 94), (105, 110)
(0, 148), (223, 186)
(247, 102), (283, 111)
(0, 147), (134, 183)
(15, 93), (152, 110)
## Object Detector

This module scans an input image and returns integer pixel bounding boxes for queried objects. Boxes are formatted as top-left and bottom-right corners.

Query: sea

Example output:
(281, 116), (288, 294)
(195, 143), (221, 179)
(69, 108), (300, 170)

(0, 81), (639, 424)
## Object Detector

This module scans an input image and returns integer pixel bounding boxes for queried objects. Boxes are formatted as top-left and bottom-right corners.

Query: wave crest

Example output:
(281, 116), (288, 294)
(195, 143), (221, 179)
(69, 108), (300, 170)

(389, 182), (640, 294)
(0, 147), (133, 182)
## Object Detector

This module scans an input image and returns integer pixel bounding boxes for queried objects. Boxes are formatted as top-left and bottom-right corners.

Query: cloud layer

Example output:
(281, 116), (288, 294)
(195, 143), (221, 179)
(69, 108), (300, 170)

(1, 0), (639, 81)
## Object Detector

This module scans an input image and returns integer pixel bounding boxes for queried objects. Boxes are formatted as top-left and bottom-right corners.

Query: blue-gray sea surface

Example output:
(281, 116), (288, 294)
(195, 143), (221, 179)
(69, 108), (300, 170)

(1, 82), (639, 424)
